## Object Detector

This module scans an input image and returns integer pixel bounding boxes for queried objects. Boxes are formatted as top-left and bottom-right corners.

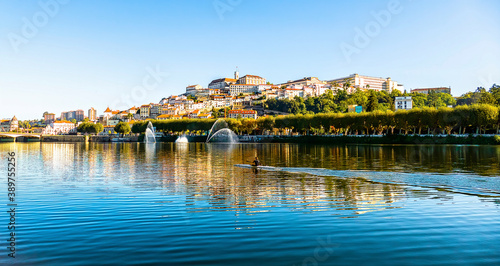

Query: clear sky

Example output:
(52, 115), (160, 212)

(1, 0), (499, 120)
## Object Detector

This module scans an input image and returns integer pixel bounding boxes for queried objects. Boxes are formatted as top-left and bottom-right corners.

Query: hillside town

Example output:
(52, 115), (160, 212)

(1, 70), (453, 135)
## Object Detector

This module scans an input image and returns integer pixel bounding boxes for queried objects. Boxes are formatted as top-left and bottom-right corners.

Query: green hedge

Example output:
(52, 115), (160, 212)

(131, 104), (500, 136)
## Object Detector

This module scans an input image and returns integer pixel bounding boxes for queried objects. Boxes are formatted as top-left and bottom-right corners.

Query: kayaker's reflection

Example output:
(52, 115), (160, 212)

(252, 167), (259, 174)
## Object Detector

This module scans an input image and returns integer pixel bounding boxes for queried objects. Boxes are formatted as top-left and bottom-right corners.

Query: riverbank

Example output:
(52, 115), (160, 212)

(15, 134), (499, 145)
(11, 135), (141, 142)
(256, 134), (500, 145)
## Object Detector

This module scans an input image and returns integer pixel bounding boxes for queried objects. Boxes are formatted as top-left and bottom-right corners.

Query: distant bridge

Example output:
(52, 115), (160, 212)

(0, 133), (42, 141)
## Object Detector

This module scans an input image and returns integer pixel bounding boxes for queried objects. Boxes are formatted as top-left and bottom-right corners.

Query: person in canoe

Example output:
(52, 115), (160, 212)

(252, 156), (260, 167)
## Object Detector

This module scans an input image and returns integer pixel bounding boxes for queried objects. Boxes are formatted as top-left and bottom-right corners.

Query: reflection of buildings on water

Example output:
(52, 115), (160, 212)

(38, 142), (144, 183)
(17, 142), (500, 217)
(40, 143), (77, 179)
(152, 143), (407, 216)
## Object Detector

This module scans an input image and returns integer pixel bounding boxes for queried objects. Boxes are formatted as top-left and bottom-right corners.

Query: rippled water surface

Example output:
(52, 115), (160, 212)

(1, 143), (500, 265)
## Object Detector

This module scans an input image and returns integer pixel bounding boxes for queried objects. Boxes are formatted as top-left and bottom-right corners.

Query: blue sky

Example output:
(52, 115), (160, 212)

(1, 0), (499, 120)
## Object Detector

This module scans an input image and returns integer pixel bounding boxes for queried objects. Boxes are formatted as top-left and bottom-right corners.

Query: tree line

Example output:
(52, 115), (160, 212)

(265, 87), (459, 114)
(127, 104), (499, 136)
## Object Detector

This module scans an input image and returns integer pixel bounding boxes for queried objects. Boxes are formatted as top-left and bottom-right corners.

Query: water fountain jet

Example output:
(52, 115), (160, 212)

(144, 121), (156, 143)
(206, 119), (238, 143)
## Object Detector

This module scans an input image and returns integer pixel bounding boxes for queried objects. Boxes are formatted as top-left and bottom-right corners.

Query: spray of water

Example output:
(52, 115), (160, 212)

(144, 121), (156, 143)
(206, 119), (238, 143)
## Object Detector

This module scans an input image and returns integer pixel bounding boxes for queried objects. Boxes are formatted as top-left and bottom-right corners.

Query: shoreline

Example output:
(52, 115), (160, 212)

(3, 134), (500, 145)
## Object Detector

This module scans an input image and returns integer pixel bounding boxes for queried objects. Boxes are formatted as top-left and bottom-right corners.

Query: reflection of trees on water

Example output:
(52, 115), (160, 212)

(152, 143), (409, 216)
(19, 142), (500, 216)
(260, 144), (500, 176)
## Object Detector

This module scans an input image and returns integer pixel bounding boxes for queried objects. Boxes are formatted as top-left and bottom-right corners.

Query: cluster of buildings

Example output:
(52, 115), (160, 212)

(2, 70), (453, 135)
(0, 116), (18, 132)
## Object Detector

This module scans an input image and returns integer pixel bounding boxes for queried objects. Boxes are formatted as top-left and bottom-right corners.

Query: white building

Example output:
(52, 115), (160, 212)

(209, 95), (232, 108)
(238, 75), (266, 85)
(228, 109), (258, 119)
(284, 88), (303, 99)
(0, 116), (18, 132)
(229, 84), (258, 96)
(328, 73), (400, 93)
(140, 105), (150, 118)
(185, 102), (205, 111)
(185, 84), (204, 96)
(395, 96), (413, 110)
(162, 105), (179, 115)
(149, 104), (162, 118)
(279, 77), (325, 87)
(43, 121), (77, 135)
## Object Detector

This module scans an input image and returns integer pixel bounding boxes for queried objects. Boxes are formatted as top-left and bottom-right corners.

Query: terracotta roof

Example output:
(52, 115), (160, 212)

(411, 87), (450, 91)
(209, 78), (237, 84)
(104, 107), (112, 113)
(230, 84), (256, 87)
(228, 109), (257, 114)
(241, 75), (264, 79)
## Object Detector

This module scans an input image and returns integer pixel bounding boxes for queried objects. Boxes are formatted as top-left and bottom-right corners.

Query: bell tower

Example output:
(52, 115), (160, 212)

(234, 66), (239, 80)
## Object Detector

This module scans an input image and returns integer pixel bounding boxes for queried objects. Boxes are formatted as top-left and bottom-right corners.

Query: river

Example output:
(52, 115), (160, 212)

(1, 143), (499, 265)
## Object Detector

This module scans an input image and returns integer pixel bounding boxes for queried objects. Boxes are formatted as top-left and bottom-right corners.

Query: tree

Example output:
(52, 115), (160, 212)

(127, 113), (134, 121)
(77, 122), (104, 135)
(489, 84), (500, 106)
(410, 92), (428, 108)
(470, 104), (498, 134)
(226, 119), (242, 135)
(95, 123), (104, 134)
(132, 121), (148, 134)
(19, 121), (31, 129)
(366, 91), (379, 112)
(479, 91), (496, 105)
(257, 116), (275, 134)
(437, 107), (456, 134)
(427, 92), (456, 108)
(342, 79), (352, 91)
(114, 122), (131, 136)
(71, 119), (77, 124)
(240, 118), (257, 134)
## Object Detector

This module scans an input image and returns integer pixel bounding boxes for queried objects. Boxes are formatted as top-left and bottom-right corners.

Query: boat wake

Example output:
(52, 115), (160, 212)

(234, 164), (500, 197)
